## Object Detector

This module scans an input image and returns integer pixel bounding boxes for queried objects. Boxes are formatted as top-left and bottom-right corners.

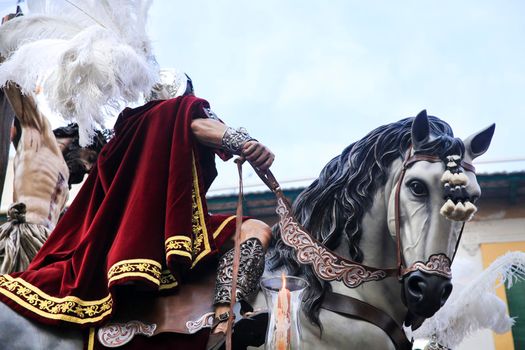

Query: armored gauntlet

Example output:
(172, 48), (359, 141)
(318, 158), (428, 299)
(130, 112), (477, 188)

(213, 237), (265, 305)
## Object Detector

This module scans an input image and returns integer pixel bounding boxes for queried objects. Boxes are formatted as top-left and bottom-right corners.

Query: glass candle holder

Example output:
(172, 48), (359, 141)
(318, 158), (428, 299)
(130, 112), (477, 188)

(260, 275), (308, 350)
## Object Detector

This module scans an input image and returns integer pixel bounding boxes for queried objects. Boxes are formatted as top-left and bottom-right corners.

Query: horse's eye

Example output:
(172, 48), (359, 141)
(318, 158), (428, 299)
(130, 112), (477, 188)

(408, 180), (428, 197)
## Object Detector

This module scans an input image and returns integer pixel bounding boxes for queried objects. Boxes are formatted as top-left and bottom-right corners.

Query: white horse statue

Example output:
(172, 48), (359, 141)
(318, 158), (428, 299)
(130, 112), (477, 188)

(252, 110), (495, 349)
(0, 110), (494, 350)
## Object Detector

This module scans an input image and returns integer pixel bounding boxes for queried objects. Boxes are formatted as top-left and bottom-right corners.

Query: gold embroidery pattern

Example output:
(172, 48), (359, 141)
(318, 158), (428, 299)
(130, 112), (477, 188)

(108, 259), (178, 290)
(191, 185), (205, 255)
(107, 259), (162, 286)
(160, 269), (178, 290)
(164, 155), (213, 269)
(0, 274), (112, 324)
(213, 215), (236, 239)
(165, 236), (192, 260)
(190, 155), (212, 267)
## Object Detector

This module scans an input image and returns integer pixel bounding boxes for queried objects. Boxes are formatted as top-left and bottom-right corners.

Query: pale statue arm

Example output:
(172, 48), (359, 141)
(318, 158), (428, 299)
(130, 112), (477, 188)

(191, 118), (275, 171)
(3, 83), (49, 133)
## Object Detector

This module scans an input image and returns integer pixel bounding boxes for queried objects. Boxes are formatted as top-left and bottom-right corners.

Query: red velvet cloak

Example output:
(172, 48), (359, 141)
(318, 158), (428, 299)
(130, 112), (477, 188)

(0, 96), (238, 327)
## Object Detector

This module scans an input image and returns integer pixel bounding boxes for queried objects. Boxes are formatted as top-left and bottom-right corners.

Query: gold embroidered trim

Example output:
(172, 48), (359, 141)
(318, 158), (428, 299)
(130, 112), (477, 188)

(88, 327), (95, 350)
(107, 259), (162, 286)
(165, 236), (193, 260)
(164, 155), (214, 269)
(190, 154), (212, 268)
(0, 275), (112, 324)
(160, 269), (178, 290)
(213, 215), (236, 239)
(108, 259), (178, 290)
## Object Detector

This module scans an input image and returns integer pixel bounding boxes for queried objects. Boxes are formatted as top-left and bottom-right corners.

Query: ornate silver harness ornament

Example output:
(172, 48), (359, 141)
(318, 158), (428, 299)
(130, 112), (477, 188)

(97, 321), (156, 348)
(401, 254), (452, 279)
(276, 197), (391, 288)
(185, 312), (216, 334)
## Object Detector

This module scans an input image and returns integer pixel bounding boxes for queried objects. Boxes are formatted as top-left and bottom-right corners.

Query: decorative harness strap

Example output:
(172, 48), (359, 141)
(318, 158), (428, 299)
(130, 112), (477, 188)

(254, 167), (398, 287)
(322, 290), (412, 350)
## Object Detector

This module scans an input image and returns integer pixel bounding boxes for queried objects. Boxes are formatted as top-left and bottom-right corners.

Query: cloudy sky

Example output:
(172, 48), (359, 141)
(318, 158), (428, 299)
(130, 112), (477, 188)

(146, 0), (525, 194)
(1, 0), (524, 194)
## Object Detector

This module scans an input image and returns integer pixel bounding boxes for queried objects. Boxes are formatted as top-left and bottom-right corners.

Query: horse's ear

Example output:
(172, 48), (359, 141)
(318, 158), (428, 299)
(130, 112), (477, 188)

(411, 110), (430, 150)
(463, 123), (495, 161)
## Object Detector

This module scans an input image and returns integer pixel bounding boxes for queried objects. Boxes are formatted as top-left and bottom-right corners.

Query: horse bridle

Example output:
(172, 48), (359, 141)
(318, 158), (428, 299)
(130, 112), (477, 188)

(394, 149), (474, 280)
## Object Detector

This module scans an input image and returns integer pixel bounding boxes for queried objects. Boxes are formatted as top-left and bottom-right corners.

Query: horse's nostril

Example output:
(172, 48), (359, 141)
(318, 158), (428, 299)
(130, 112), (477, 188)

(407, 275), (426, 299)
(404, 271), (454, 318)
(440, 283), (453, 306)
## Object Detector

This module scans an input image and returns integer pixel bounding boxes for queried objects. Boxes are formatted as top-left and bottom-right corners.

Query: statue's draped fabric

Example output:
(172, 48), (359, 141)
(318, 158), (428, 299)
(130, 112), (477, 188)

(0, 95), (237, 327)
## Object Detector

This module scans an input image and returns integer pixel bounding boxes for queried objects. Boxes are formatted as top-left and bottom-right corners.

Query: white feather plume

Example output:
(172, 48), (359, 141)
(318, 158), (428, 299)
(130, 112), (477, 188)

(412, 251), (525, 348)
(0, 0), (158, 145)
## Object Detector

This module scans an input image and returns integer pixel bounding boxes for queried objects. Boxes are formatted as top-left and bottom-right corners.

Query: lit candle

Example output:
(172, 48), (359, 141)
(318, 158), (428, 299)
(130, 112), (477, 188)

(275, 272), (291, 350)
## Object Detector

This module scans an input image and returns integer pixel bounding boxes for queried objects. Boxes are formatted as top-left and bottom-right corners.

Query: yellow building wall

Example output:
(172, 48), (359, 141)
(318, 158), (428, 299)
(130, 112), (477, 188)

(480, 241), (525, 350)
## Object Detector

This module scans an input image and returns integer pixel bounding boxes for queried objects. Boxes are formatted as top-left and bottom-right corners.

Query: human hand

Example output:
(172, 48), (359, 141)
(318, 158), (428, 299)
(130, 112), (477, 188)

(242, 141), (275, 171)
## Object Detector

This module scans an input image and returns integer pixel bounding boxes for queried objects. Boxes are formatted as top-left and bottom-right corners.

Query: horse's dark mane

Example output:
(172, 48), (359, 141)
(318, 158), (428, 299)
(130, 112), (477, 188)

(268, 115), (465, 327)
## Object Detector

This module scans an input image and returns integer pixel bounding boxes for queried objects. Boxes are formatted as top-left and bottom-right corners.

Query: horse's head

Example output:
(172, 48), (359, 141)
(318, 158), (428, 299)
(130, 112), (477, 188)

(270, 110), (495, 330)
(390, 110), (495, 323)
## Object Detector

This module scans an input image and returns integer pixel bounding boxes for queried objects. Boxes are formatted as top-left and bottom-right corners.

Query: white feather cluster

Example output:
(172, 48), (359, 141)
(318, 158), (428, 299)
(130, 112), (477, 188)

(412, 251), (525, 348)
(0, 0), (158, 145)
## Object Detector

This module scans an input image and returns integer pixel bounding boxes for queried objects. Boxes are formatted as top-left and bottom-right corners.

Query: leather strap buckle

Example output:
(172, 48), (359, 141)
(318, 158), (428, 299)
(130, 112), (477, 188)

(211, 311), (234, 330)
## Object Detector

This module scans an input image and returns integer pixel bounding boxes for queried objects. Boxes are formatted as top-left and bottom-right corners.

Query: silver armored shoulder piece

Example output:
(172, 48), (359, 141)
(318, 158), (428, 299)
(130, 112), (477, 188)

(203, 107), (220, 121)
